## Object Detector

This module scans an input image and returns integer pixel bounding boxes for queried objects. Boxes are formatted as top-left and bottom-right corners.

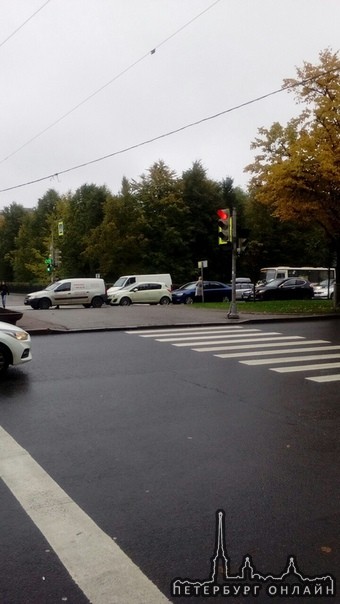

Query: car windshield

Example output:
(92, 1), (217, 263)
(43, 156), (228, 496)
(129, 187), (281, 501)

(113, 277), (128, 287)
(45, 282), (60, 291)
(319, 279), (334, 287)
(178, 282), (196, 290)
(264, 279), (285, 288)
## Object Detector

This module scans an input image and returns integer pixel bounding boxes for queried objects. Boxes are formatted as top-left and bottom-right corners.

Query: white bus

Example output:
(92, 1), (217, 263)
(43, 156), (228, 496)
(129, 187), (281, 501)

(260, 266), (336, 285)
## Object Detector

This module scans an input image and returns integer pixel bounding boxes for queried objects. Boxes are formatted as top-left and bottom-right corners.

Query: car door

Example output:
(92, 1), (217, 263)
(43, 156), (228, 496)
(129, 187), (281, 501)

(295, 279), (309, 298)
(203, 282), (213, 301)
(149, 283), (163, 303)
(53, 281), (71, 305)
(132, 283), (157, 304)
(143, 283), (161, 303)
(204, 282), (221, 302)
(280, 278), (298, 299)
(129, 284), (148, 304)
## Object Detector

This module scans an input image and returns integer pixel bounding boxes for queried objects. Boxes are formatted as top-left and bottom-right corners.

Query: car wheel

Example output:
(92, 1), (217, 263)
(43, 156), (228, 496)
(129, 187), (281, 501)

(119, 297), (131, 306)
(159, 296), (171, 305)
(91, 296), (103, 308)
(184, 296), (193, 304)
(0, 345), (10, 374)
(38, 298), (51, 310)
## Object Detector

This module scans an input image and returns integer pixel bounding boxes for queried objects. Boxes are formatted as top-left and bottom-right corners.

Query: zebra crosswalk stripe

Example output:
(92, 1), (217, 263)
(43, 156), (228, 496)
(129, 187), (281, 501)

(271, 362), (340, 373)
(154, 329), (270, 342)
(241, 353), (340, 366)
(127, 326), (246, 334)
(306, 374), (340, 383)
(132, 326), (246, 336)
(197, 340), (329, 353)
(213, 345), (339, 358)
(174, 335), (304, 347)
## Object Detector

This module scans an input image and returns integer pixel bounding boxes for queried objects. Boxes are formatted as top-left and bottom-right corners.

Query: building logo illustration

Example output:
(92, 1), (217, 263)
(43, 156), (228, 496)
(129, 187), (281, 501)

(171, 510), (336, 599)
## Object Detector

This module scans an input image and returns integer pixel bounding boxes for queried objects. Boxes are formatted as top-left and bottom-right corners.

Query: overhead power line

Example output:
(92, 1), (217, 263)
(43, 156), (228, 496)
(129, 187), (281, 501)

(1, 66), (338, 195)
(0, 0), (223, 165)
(0, 0), (52, 49)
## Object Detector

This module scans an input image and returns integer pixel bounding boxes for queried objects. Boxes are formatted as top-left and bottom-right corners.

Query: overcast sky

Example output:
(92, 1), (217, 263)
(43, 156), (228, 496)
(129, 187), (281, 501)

(0, 0), (339, 210)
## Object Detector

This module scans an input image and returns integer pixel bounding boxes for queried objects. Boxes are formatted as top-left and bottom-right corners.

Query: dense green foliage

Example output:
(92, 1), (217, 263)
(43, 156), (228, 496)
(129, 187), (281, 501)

(246, 49), (340, 285)
(0, 159), (332, 287)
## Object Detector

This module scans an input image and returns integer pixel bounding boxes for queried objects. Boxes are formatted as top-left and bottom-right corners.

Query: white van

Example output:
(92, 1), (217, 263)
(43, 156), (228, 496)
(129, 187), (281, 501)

(24, 278), (107, 309)
(106, 274), (172, 298)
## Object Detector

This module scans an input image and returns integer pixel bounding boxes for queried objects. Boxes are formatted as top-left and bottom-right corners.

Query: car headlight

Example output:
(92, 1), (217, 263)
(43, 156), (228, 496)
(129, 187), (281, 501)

(5, 330), (30, 341)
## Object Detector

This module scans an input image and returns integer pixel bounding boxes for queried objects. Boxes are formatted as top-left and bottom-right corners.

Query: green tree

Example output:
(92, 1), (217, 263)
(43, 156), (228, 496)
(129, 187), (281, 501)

(0, 203), (27, 281)
(11, 190), (62, 283)
(131, 161), (192, 282)
(84, 178), (146, 279)
(61, 184), (108, 276)
(12, 211), (49, 283)
(245, 49), (340, 301)
(182, 161), (225, 280)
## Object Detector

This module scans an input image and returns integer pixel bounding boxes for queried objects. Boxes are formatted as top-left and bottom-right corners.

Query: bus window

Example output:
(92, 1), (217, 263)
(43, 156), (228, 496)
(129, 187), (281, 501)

(260, 267), (336, 285)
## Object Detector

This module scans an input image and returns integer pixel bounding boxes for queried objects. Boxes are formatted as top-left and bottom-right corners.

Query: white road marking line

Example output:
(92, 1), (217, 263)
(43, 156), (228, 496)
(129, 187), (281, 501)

(306, 374), (340, 383)
(197, 340), (329, 353)
(213, 345), (340, 358)
(241, 353), (340, 365)
(127, 326), (245, 335)
(139, 328), (260, 338)
(271, 362), (340, 373)
(154, 330), (268, 342)
(0, 426), (170, 604)
(174, 335), (304, 347)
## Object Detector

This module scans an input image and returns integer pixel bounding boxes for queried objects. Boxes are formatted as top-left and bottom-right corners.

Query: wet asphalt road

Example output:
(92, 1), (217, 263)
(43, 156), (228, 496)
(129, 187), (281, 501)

(0, 314), (339, 602)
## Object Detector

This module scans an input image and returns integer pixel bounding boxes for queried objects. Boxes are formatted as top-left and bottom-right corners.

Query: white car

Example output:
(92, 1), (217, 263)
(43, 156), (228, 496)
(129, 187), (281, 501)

(235, 282), (254, 300)
(313, 279), (335, 299)
(0, 321), (32, 374)
(108, 282), (172, 306)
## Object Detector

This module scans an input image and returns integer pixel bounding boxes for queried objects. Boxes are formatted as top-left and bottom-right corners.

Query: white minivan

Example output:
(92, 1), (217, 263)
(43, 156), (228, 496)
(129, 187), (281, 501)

(106, 273), (172, 300)
(24, 278), (107, 309)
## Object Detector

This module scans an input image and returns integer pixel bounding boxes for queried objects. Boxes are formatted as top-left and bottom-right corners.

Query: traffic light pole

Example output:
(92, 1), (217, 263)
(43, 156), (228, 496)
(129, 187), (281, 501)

(227, 207), (239, 319)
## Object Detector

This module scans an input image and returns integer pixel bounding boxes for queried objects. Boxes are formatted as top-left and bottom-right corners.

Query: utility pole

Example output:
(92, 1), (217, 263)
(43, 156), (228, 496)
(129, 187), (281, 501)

(227, 207), (239, 319)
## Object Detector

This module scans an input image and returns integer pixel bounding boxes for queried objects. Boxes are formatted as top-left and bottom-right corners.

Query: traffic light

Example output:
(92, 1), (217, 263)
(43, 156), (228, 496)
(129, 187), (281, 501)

(236, 238), (247, 256)
(45, 257), (53, 273)
(54, 249), (62, 267)
(217, 208), (231, 245)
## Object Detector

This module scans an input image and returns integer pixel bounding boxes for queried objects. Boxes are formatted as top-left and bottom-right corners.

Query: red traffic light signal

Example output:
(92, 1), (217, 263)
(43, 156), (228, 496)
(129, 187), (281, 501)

(217, 208), (231, 244)
(217, 209), (229, 220)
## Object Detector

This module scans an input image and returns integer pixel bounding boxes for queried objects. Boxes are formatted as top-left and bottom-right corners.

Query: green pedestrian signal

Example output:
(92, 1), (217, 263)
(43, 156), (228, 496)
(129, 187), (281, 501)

(45, 257), (53, 272)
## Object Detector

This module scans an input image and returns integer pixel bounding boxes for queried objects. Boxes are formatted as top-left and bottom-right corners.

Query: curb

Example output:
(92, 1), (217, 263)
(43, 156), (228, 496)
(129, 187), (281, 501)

(23, 313), (340, 336)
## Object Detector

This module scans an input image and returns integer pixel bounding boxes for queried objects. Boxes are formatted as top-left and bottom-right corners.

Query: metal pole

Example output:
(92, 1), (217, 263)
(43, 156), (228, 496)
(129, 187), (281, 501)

(198, 260), (207, 302)
(227, 207), (239, 319)
(50, 226), (55, 283)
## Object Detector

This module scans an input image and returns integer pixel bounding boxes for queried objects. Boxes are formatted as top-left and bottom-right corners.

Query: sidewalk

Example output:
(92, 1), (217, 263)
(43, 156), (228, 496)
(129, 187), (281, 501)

(6, 295), (338, 335)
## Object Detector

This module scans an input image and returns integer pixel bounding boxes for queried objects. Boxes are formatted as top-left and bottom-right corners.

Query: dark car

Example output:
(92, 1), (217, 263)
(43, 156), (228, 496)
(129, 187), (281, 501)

(244, 277), (314, 301)
(171, 281), (232, 304)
